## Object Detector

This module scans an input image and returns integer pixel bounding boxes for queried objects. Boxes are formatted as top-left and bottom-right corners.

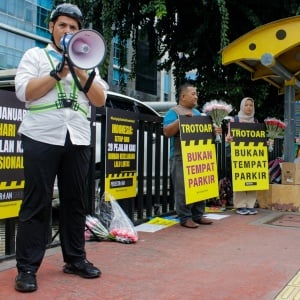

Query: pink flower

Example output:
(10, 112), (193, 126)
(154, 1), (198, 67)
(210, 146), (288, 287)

(202, 99), (232, 143)
(202, 99), (233, 126)
(84, 229), (92, 241)
(85, 215), (110, 241)
(109, 227), (138, 243)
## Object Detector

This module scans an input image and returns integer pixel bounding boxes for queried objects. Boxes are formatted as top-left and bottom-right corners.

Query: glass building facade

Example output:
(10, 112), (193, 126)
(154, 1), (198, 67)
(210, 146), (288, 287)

(0, 0), (175, 101)
(0, 0), (52, 69)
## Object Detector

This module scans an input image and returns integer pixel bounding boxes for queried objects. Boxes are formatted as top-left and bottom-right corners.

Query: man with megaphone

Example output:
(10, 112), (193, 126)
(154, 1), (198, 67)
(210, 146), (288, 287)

(14, 3), (108, 293)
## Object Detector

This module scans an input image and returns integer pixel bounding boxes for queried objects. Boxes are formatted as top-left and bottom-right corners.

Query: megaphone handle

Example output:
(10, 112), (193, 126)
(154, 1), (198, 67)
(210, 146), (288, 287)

(83, 70), (96, 94)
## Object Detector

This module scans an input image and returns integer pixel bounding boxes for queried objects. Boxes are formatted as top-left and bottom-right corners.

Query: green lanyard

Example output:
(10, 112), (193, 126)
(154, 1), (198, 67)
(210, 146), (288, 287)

(28, 49), (88, 116)
(44, 48), (79, 109)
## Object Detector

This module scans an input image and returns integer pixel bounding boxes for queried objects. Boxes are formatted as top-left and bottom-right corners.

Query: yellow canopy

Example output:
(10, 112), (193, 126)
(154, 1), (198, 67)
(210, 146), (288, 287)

(221, 15), (300, 97)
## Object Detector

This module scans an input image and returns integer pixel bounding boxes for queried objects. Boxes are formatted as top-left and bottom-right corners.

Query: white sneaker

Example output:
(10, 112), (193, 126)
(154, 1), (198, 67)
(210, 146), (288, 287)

(248, 208), (257, 215)
(236, 208), (249, 215)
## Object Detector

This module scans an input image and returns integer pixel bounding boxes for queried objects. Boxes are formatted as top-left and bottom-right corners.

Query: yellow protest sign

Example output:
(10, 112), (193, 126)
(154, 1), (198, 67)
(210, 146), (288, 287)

(179, 115), (219, 204)
(230, 123), (269, 191)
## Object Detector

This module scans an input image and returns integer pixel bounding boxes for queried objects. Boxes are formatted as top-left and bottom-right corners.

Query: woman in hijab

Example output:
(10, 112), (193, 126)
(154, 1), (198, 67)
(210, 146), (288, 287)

(226, 97), (258, 215)
(236, 97), (256, 123)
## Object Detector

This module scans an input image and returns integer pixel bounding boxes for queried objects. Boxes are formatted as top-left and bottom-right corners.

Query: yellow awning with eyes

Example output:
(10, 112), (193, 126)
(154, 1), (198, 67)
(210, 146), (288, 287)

(221, 15), (300, 98)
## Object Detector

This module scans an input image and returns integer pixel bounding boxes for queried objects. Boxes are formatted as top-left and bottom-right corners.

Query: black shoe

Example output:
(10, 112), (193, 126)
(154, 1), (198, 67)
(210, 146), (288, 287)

(15, 271), (37, 292)
(63, 259), (101, 278)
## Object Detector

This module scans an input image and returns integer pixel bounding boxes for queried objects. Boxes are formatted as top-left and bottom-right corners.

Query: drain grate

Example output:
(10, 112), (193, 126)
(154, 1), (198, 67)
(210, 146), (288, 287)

(267, 214), (300, 228)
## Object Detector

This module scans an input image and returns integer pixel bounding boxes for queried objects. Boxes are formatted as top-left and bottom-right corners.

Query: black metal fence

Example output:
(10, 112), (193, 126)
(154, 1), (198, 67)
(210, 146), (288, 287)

(93, 107), (174, 224)
(0, 114), (284, 261)
(0, 107), (174, 260)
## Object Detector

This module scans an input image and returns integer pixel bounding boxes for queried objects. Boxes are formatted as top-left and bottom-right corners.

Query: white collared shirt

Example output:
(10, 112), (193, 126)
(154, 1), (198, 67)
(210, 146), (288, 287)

(15, 44), (108, 146)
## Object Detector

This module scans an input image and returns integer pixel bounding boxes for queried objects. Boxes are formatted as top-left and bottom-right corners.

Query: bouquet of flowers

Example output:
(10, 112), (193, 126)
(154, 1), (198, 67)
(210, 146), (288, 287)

(85, 215), (111, 241)
(110, 228), (138, 243)
(86, 193), (138, 244)
(202, 100), (233, 143)
(264, 117), (286, 152)
(106, 198), (138, 243)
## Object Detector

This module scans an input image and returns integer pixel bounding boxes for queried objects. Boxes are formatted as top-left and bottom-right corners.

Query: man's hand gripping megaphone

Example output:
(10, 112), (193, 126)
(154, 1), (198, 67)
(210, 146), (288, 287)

(56, 29), (106, 93)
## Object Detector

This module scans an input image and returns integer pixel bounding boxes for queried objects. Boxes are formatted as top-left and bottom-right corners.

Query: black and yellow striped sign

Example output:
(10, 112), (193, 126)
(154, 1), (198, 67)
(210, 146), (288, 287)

(0, 90), (26, 219)
(179, 115), (219, 204)
(105, 108), (137, 200)
(230, 122), (269, 191)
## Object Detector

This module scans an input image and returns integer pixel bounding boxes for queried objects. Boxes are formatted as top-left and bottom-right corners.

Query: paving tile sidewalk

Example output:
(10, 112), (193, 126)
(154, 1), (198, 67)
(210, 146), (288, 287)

(0, 209), (300, 300)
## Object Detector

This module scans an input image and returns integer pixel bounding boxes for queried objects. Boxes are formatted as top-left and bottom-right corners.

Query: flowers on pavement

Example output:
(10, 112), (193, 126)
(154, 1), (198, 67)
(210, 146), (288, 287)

(85, 196), (138, 244)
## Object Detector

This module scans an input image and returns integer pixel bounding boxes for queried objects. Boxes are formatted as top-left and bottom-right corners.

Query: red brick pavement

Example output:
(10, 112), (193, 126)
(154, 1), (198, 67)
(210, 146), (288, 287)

(0, 209), (299, 300)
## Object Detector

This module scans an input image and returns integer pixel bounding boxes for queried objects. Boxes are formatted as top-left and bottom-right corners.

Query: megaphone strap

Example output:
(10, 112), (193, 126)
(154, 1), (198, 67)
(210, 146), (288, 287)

(66, 57), (95, 94)
(82, 69), (96, 93)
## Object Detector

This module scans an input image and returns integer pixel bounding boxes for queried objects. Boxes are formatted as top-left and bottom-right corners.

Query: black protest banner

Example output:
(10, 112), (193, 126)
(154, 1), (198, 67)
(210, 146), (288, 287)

(0, 90), (27, 219)
(105, 108), (137, 200)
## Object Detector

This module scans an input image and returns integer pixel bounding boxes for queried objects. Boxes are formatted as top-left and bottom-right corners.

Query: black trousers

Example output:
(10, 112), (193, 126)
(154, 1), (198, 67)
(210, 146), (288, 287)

(16, 133), (91, 273)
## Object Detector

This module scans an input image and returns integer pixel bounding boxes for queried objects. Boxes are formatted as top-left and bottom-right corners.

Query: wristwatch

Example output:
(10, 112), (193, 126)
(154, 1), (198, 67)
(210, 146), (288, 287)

(50, 70), (61, 81)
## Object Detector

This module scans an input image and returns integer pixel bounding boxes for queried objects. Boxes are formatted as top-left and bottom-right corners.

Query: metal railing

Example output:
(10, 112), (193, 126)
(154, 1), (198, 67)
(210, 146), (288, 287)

(0, 108), (174, 260)
(93, 107), (174, 224)
(0, 118), (284, 261)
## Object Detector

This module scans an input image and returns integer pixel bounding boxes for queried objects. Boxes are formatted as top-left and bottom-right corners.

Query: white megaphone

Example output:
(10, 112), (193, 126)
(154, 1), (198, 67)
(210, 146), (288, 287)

(60, 29), (106, 70)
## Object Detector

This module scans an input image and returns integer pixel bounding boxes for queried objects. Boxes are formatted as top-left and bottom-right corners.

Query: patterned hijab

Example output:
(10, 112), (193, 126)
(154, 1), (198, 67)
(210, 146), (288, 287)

(237, 97), (255, 123)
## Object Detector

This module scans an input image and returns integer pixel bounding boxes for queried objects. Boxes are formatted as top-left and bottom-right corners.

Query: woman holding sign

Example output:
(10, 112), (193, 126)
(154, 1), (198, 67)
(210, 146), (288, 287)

(226, 97), (259, 215)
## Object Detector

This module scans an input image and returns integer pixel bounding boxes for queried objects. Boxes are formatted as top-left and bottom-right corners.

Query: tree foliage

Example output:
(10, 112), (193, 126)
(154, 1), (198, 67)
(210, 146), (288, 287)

(68, 0), (300, 119)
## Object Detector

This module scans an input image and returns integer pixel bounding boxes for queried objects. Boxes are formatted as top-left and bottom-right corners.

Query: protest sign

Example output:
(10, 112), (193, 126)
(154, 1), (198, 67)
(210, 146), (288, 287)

(179, 115), (219, 204)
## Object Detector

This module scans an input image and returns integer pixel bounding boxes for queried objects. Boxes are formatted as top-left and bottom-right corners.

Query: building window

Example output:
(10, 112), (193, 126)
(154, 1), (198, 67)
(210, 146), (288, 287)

(113, 68), (128, 86)
(112, 35), (129, 86)
(0, 1), (6, 12)
(113, 36), (128, 67)
(0, 0), (52, 68)
(135, 32), (157, 95)
(164, 72), (170, 101)
(113, 38), (121, 66)
(24, 2), (33, 23)
(37, 6), (49, 29)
